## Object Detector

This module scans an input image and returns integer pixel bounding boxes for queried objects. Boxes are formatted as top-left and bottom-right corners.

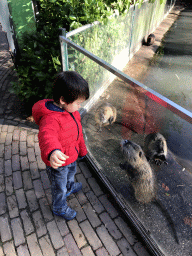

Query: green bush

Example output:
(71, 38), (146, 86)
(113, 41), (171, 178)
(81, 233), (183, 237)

(11, 28), (61, 106)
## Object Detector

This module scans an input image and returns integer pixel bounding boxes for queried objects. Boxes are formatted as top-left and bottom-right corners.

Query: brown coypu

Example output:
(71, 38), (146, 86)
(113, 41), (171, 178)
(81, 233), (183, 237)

(120, 139), (156, 204)
(94, 102), (138, 133)
(144, 133), (168, 166)
(95, 102), (117, 132)
(142, 33), (155, 46)
(146, 33), (155, 46)
(120, 139), (179, 244)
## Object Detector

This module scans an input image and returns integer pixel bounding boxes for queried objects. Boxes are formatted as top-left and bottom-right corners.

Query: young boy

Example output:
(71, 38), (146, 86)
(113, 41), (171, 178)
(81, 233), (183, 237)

(32, 71), (89, 220)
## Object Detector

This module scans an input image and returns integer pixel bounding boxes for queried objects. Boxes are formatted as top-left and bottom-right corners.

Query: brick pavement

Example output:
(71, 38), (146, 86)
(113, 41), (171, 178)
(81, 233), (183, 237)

(0, 23), (152, 256)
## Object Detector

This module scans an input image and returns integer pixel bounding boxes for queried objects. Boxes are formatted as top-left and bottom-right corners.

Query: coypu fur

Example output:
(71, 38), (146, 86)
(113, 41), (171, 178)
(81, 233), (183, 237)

(120, 139), (156, 204)
(120, 139), (179, 244)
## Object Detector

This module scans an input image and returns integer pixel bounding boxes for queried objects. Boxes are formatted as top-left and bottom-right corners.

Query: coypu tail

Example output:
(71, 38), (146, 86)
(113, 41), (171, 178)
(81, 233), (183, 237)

(154, 199), (179, 244)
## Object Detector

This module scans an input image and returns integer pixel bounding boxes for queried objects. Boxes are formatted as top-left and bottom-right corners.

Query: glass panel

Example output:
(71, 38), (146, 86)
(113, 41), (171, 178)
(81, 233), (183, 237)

(67, 0), (168, 72)
(67, 45), (116, 105)
(68, 0), (168, 63)
(68, 9), (133, 69)
(165, 0), (174, 14)
(67, 47), (192, 255)
(152, 0), (167, 29)
(66, 0), (169, 101)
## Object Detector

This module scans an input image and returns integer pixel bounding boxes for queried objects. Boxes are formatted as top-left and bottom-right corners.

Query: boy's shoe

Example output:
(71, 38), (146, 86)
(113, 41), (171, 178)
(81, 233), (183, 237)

(66, 182), (82, 197)
(53, 207), (76, 221)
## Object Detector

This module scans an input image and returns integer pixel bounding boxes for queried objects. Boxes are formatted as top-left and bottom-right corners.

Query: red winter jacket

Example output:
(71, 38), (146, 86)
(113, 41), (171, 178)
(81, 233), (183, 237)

(32, 99), (87, 167)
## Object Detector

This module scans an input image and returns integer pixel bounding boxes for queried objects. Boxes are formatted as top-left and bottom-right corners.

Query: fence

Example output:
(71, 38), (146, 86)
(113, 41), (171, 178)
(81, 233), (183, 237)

(59, 1), (192, 255)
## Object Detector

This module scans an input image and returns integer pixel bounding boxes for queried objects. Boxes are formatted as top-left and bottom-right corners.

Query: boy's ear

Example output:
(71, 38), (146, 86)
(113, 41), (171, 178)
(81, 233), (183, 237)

(60, 96), (66, 105)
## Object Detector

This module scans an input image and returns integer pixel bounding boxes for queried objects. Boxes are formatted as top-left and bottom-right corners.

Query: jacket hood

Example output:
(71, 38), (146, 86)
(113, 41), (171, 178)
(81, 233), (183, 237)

(32, 99), (55, 125)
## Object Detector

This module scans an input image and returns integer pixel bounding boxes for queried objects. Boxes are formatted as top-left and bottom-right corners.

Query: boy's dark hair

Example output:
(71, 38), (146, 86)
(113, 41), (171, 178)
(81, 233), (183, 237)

(53, 71), (89, 104)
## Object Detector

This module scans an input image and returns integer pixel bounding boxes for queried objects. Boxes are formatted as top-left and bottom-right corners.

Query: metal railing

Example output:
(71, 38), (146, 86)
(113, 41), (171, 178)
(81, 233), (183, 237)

(59, 35), (192, 125)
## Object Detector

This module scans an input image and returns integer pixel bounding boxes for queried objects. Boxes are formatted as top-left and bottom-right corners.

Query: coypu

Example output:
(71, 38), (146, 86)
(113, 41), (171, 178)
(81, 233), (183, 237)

(120, 139), (179, 244)
(120, 139), (156, 204)
(95, 102), (138, 133)
(146, 33), (155, 46)
(144, 133), (168, 166)
(142, 33), (155, 46)
(95, 102), (117, 131)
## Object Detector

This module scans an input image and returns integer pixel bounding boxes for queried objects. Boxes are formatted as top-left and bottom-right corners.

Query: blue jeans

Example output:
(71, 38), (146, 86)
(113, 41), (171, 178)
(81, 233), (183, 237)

(46, 161), (76, 213)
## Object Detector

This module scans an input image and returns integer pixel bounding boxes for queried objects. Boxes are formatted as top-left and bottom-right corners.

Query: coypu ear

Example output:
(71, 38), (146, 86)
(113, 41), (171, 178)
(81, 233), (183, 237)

(139, 151), (143, 158)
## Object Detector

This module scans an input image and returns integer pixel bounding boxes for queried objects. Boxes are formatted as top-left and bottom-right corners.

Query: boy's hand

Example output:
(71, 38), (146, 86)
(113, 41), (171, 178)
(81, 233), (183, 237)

(50, 150), (69, 169)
